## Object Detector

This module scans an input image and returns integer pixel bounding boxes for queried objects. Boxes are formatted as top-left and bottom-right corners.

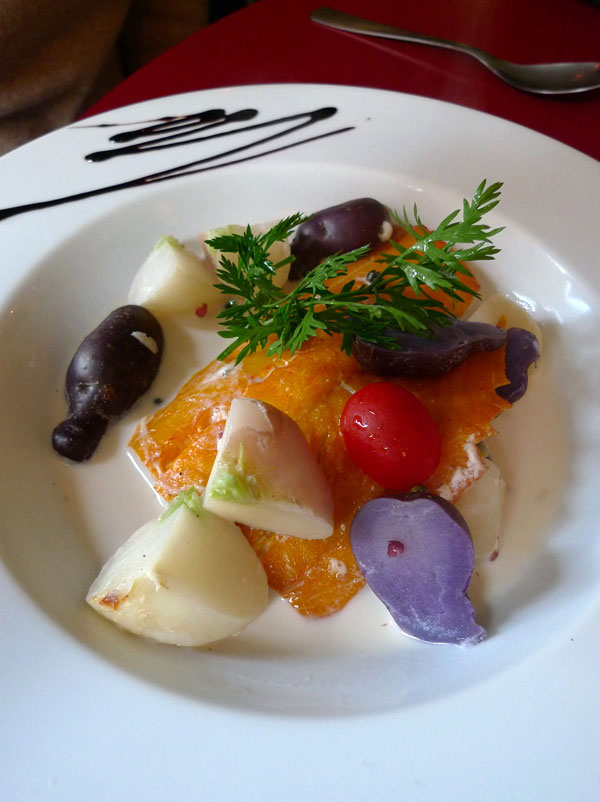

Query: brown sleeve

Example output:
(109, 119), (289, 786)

(119, 0), (209, 73)
(0, 0), (208, 156)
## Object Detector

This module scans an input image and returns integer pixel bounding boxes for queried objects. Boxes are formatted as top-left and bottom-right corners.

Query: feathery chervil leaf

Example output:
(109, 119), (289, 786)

(208, 181), (504, 363)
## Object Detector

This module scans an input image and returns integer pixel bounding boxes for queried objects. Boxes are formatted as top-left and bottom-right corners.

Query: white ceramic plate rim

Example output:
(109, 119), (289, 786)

(1, 84), (600, 801)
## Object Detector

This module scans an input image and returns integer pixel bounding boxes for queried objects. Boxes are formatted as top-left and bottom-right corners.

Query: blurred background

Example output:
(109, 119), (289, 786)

(210, 0), (253, 22)
(0, 0), (257, 156)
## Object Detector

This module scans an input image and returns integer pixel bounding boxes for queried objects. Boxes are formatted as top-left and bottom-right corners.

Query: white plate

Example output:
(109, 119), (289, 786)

(1, 84), (599, 801)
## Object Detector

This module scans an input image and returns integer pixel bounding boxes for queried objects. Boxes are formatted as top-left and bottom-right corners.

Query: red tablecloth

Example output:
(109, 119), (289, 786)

(85, 0), (600, 161)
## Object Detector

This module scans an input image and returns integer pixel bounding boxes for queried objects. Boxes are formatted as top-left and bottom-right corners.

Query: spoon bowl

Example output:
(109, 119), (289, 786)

(311, 7), (600, 95)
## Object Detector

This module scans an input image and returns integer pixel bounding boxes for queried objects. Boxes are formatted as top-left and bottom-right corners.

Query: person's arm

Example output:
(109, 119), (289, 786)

(0, 0), (207, 156)
(119, 0), (209, 73)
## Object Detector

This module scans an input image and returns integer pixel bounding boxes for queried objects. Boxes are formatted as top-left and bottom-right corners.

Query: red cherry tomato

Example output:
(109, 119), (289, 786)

(340, 382), (441, 490)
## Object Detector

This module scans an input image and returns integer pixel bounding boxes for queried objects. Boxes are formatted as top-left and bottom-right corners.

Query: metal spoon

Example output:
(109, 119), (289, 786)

(310, 7), (600, 95)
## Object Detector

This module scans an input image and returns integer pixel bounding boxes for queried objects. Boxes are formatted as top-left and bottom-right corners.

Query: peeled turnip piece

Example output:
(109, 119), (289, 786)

(201, 222), (291, 288)
(455, 454), (505, 561)
(352, 320), (506, 377)
(128, 235), (222, 317)
(86, 489), (269, 647)
(204, 397), (334, 539)
(350, 493), (486, 646)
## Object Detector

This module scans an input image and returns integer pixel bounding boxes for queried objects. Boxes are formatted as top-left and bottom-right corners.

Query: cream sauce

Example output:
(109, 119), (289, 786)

(55, 271), (565, 655)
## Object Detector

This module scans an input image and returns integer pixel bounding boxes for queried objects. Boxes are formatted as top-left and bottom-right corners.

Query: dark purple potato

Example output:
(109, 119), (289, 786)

(52, 413), (109, 463)
(350, 492), (486, 646)
(496, 327), (540, 403)
(290, 197), (390, 279)
(52, 305), (163, 462)
(352, 320), (506, 377)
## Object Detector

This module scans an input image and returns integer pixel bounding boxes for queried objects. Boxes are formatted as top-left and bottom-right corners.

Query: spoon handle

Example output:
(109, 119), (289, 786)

(310, 8), (483, 62)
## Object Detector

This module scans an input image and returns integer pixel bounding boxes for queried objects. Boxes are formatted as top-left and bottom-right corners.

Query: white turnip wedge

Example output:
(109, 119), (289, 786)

(86, 489), (269, 646)
(455, 453), (506, 561)
(204, 398), (334, 539)
(200, 222), (291, 288)
(128, 235), (222, 317)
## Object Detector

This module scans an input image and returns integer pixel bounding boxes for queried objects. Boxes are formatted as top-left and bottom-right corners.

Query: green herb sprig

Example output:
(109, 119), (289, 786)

(209, 180), (503, 363)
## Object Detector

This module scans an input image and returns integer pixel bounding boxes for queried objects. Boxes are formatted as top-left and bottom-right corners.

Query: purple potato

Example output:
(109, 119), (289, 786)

(52, 413), (109, 463)
(496, 327), (540, 403)
(290, 197), (390, 279)
(350, 492), (486, 646)
(352, 320), (506, 377)
(52, 305), (163, 462)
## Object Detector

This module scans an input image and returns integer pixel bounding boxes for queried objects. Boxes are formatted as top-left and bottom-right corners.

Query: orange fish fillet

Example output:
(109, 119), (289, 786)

(130, 233), (508, 617)
(130, 338), (510, 618)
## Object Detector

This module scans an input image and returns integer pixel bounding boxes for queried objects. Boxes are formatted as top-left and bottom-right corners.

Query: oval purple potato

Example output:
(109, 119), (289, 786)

(289, 197), (390, 279)
(496, 327), (540, 403)
(350, 493), (486, 646)
(52, 305), (163, 462)
(352, 320), (506, 377)
(52, 413), (109, 463)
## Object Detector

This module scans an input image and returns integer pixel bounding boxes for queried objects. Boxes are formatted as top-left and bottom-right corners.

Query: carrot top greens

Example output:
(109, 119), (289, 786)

(208, 180), (503, 363)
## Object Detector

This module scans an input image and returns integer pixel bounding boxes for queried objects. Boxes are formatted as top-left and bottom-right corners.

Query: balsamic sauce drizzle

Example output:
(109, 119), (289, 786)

(0, 106), (353, 222)
(74, 115), (184, 129)
(108, 109), (228, 141)
(86, 108), (258, 160)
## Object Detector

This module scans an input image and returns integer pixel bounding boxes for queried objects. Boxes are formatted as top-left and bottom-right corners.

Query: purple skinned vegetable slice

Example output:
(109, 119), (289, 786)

(352, 320), (506, 377)
(52, 305), (163, 462)
(350, 492), (486, 646)
(290, 197), (390, 279)
(496, 327), (540, 403)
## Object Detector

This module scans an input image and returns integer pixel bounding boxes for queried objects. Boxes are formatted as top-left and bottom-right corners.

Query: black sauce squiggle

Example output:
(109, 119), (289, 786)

(75, 115), (186, 129)
(87, 108), (259, 161)
(109, 108), (228, 141)
(0, 107), (353, 222)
